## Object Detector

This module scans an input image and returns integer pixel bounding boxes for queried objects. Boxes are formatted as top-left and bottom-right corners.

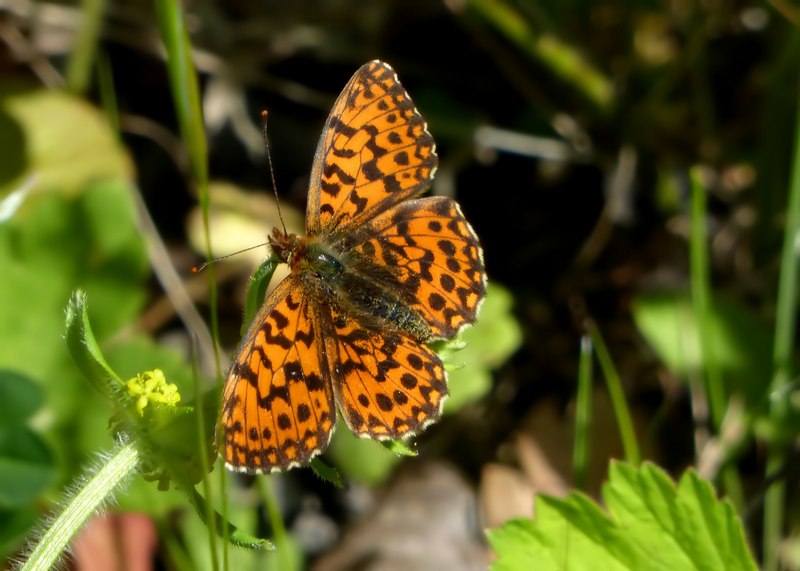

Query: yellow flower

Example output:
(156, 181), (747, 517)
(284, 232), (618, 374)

(126, 369), (180, 416)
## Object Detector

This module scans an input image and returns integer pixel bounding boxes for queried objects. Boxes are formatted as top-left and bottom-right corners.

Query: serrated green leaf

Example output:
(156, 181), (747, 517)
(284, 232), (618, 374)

(488, 461), (757, 571)
(486, 518), (539, 571)
(310, 457), (344, 488)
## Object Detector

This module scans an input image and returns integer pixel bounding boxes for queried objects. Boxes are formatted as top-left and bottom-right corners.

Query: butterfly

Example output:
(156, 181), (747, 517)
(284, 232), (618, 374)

(219, 60), (486, 473)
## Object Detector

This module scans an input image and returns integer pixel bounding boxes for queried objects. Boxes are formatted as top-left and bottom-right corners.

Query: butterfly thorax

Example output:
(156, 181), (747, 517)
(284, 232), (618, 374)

(269, 227), (432, 342)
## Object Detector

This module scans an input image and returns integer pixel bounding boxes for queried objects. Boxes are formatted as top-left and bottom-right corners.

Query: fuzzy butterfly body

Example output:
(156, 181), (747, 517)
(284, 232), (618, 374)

(219, 60), (486, 473)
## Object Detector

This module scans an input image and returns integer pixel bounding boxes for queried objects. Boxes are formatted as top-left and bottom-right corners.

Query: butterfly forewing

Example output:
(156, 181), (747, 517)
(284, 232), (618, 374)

(306, 60), (438, 238)
(220, 277), (336, 473)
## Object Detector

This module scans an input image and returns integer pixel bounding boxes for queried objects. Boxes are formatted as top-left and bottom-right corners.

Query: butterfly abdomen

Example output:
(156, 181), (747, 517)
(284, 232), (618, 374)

(343, 277), (431, 341)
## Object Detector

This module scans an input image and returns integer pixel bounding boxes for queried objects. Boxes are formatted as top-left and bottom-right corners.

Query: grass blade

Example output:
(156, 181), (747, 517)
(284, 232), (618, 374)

(763, 84), (800, 571)
(573, 335), (593, 491)
(586, 319), (640, 465)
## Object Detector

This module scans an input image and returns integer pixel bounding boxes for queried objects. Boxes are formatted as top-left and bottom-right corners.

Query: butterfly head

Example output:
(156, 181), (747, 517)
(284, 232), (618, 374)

(268, 227), (303, 265)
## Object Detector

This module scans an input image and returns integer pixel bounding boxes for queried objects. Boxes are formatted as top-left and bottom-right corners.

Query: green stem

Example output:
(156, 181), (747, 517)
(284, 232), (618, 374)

(688, 169), (725, 430)
(258, 477), (294, 570)
(573, 335), (593, 491)
(96, 53), (120, 136)
(22, 442), (141, 571)
(150, 0), (216, 371)
(464, 0), (612, 112)
(66, 0), (104, 94)
(763, 82), (800, 571)
(192, 357), (220, 565)
(688, 168), (743, 513)
(586, 320), (640, 465)
(153, 1), (222, 565)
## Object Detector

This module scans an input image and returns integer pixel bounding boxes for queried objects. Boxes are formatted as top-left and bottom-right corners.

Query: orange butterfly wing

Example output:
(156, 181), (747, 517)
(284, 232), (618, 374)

(349, 196), (486, 339)
(323, 310), (448, 440)
(307, 60), (438, 238)
(220, 277), (335, 473)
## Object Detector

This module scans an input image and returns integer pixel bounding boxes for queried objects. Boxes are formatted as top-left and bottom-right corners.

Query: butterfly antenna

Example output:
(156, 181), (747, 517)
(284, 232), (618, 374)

(260, 110), (288, 235)
(192, 242), (270, 273)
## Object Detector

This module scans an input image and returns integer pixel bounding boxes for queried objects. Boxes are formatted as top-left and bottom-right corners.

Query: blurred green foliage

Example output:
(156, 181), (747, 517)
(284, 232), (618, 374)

(0, 88), (201, 558)
(633, 292), (773, 405)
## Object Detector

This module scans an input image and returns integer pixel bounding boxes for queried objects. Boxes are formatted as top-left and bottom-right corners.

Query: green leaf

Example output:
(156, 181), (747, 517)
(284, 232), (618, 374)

(0, 371), (53, 556)
(0, 370), (44, 426)
(326, 425), (404, 485)
(0, 370), (55, 511)
(0, 176), (156, 473)
(0, 87), (131, 197)
(0, 181), (148, 408)
(487, 462), (757, 571)
(0, 506), (39, 559)
(309, 457), (344, 488)
(243, 253), (281, 329)
(632, 292), (772, 403)
(65, 290), (123, 400)
(0, 427), (55, 509)
(380, 438), (418, 457)
(443, 282), (521, 412)
(486, 518), (539, 571)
